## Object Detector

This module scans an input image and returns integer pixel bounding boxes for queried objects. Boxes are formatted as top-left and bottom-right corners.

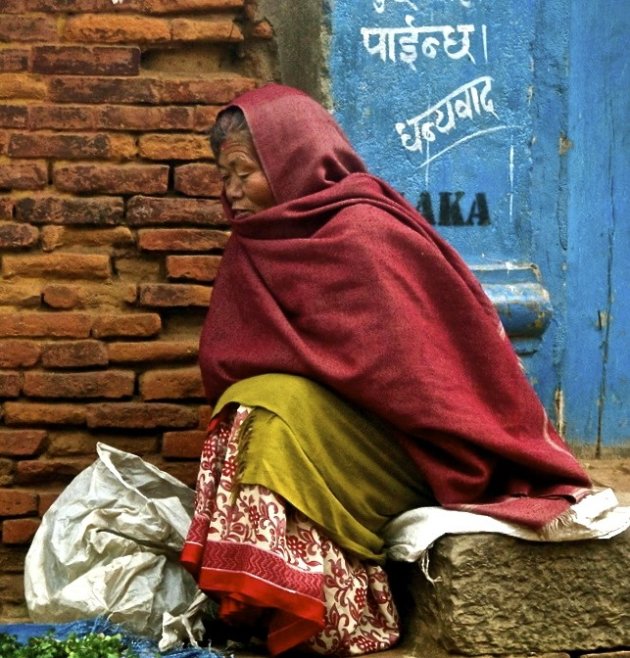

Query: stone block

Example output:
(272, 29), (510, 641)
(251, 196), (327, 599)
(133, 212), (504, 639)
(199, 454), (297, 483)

(408, 531), (630, 655)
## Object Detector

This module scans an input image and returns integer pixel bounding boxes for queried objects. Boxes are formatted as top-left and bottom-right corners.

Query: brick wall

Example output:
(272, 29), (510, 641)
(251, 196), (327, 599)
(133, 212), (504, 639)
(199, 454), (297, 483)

(0, 0), (275, 621)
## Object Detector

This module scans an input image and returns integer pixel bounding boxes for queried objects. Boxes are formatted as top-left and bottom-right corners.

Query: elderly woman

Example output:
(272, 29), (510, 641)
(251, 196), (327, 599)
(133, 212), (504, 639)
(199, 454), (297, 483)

(180, 84), (591, 656)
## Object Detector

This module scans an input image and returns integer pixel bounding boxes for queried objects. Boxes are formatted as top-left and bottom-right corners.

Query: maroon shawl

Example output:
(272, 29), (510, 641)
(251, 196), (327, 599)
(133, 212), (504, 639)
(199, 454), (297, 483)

(199, 83), (591, 528)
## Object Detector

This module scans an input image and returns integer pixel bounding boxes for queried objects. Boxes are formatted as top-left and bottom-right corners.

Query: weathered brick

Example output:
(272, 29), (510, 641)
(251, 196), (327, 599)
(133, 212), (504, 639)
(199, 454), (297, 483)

(155, 75), (256, 104)
(1, 518), (40, 545)
(32, 45), (141, 76)
(41, 284), (79, 309)
(54, 163), (169, 195)
(127, 196), (223, 225)
(2, 0), (140, 9)
(198, 405), (213, 429)
(0, 545), (26, 573)
(146, 457), (197, 488)
(3, 401), (86, 426)
(0, 105), (28, 129)
(23, 370), (134, 399)
(174, 163), (222, 197)
(166, 255), (222, 282)
(42, 282), (137, 309)
(171, 18), (243, 43)
(9, 132), (136, 160)
(48, 432), (158, 457)
(41, 340), (108, 368)
(0, 49), (29, 73)
(0, 312), (92, 338)
(46, 432), (96, 456)
(138, 283), (211, 308)
(0, 16), (57, 42)
(63, 14), (171, 44)
(140, 367), (204, 401)
(0, 372), (22, 398)
(3, 0), (144, 10)
(15, 458), (92, 484)
(0, 74), (47, 100)
(0, 601), (30, 621)
(138, 133), (213, 160)
(41, 226), (134, 252)
(15, 196), (124, 225)
(0, 160), (47, 190)
(0, 458), (15, 486)
(145, 0), (243, 12)
(0, 282), (40, 307)
(92, 313), (161, 338)
(48, 76), (157, 104)
(2, 253), (111, 280)
(0, 573), (26, 602)
(96, 104), (194, 131)
(0, 340), (40, 368)
(86, 402), (198, 429)
(0, 223), (39, 248)
(251, 19), (274, 40)
(162, 430), (206, 459)
(107, 339), (198, 363)
(38, 491), (60, 516)
(0, 490), (38, 516)
(0, 196), (15, 219)
(28, 105), (96, 130)
(0, 430), (46, 457)
(114, 257), (161, 282)
(138, 228), (229, 252)
(193, 105), (221, 132)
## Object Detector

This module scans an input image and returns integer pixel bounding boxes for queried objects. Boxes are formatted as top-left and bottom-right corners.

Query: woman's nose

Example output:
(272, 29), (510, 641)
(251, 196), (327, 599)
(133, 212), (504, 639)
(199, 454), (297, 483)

(225, 176), (242, 201)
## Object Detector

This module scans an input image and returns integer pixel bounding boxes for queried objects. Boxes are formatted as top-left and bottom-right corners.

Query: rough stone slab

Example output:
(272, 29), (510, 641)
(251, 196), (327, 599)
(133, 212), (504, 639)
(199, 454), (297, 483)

(407, 530), (630, 655)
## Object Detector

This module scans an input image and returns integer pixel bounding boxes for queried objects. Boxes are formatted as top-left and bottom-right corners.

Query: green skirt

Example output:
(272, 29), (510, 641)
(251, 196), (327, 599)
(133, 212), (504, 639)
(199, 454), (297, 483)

(214, 373), (434, 562)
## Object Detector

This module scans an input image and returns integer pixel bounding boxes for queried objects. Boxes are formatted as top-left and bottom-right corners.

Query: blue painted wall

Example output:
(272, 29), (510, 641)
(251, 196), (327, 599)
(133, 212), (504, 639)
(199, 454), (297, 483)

(327, 0), (629, 448)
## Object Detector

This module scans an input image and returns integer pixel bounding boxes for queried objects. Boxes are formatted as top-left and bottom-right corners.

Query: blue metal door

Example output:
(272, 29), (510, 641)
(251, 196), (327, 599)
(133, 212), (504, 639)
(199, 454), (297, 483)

(328, 0), (630, 449)
(561, 1), (630, 451)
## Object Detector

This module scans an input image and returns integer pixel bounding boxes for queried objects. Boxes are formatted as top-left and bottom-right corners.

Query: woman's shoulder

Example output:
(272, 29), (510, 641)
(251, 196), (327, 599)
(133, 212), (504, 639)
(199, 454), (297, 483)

(326, 200), (411, 239)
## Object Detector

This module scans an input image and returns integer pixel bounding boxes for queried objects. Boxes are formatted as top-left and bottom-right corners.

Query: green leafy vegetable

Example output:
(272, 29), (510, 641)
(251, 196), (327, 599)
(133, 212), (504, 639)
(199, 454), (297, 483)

(0, 631), (144, 658)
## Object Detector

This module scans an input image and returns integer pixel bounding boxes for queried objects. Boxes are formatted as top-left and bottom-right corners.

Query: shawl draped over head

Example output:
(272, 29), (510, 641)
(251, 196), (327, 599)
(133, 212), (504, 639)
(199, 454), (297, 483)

(199, 83), (591, 529)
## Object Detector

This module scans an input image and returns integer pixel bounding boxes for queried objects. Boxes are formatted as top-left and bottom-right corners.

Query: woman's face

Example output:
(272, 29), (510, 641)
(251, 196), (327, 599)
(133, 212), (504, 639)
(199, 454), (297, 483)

(217, 133), (275, 218)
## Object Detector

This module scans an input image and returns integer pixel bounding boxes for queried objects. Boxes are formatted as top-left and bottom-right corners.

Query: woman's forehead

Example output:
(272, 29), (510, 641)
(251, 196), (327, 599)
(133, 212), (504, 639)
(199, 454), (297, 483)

(218, 135), (259, 165)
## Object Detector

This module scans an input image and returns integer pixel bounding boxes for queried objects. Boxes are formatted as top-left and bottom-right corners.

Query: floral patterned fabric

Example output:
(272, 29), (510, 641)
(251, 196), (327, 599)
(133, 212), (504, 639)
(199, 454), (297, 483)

(180, 406), (400, 656)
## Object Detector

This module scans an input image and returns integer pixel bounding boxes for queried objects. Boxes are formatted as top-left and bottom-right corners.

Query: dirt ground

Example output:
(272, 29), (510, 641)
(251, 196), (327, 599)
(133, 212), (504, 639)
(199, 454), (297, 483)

(580, 456), (630, 504)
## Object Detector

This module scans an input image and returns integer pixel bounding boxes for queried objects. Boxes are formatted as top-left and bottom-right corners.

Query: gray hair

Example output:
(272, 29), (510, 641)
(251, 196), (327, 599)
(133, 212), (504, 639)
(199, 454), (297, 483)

(209, 107), (251, 158)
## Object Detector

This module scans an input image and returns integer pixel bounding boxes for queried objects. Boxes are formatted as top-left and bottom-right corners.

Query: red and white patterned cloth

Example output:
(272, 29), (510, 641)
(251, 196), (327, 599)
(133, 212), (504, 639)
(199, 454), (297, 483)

(180, 406), (400, 656)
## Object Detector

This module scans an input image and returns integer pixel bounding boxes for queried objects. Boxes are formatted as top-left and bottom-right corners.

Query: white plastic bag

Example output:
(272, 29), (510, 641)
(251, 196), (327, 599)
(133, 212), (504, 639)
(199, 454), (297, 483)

(25, 443), (208, 649)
